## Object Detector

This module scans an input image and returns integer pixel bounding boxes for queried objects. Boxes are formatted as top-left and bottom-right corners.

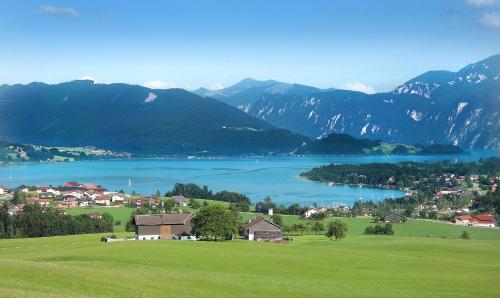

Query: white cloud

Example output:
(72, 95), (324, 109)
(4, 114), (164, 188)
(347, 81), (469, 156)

(40, 5), (79, 16)
(479, 12), (500, 28)
(211, 82), (224, 90)
(466, 0), (498, 8)
(81, 75), (96, 82)
(340, 82), (376, 94)
(143, 80), (176, 89)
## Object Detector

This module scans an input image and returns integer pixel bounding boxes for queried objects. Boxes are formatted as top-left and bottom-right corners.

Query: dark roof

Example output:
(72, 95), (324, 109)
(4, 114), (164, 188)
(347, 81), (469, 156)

(243, 217), (281, 230)
(135, 213), (194, 226)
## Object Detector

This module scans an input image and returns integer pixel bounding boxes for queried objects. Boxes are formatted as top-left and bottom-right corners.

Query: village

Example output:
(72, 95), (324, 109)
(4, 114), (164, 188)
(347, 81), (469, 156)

(0, 172), (497, 243)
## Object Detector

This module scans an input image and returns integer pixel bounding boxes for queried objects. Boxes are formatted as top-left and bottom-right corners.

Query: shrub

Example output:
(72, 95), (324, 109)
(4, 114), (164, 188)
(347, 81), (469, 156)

(461, 230), (470, 239)
(364, 224), (394, 235)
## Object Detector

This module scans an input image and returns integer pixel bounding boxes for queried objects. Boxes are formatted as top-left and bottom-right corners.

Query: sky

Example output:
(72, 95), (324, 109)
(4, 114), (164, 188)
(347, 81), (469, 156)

(0, 0), (499, 93)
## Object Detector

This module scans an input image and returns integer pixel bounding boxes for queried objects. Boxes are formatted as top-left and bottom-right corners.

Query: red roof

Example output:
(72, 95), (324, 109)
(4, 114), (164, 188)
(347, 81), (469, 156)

(475, 214), (495, 221)
(456, 215), (473, 221)
(64, 181), (81, 187)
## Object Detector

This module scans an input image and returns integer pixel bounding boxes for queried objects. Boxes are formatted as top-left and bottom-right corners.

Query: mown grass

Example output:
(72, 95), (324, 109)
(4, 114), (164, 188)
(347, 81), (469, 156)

(0, 232), (498, 297)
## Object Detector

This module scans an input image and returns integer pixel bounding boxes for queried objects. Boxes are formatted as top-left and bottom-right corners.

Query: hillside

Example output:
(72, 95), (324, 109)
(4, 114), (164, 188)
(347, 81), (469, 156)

(197, 55), (500, 149)
(0, 81), (306, 156)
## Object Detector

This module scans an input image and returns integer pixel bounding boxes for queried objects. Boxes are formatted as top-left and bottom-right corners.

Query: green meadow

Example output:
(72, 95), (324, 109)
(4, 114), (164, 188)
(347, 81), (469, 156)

(8, 206), (494, 297)
(0, 231), (499, 297)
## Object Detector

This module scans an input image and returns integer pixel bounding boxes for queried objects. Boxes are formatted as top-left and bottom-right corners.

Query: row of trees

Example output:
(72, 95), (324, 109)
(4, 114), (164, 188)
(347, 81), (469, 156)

(255, 197), (309, 216)
(0, 204), (114, 239)
(165, 183), (252, 211)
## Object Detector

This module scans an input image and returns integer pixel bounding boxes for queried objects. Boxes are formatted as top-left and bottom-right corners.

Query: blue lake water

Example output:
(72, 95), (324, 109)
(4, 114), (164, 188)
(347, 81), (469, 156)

(0, 151), (498, 206)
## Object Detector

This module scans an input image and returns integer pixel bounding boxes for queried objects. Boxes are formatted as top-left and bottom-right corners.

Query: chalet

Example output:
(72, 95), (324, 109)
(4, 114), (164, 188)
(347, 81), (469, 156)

(26, 198), (50, 207)
(304, 207), (327, 218)
(455, 214), (473, 226)
(382, 213), (404, 223)
(171, 195), (189, 207)
(243, 217), (282, 241)
(134, 213), (195, 240)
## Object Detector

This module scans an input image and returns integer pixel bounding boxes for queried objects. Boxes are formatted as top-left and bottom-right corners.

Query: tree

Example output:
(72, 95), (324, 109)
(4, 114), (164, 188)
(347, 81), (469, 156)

(311, 222), (325, 235)
(189, 198), (202, 209)
(155, 190), (161, 198)
(292, 223), (308, 235)
(271, 215), (283, 227)
(326, 220), (347, 240)
(191, 205), (239, 241)
(164, 199), (176, 212)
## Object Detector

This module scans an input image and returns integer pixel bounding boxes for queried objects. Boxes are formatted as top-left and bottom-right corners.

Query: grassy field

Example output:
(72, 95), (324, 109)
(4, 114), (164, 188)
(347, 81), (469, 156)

(0, 232), (499, 297)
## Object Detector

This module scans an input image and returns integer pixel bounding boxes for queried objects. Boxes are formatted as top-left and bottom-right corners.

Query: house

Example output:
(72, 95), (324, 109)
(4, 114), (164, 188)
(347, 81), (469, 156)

(243, 217), (282, 241)
(8, 205), (23, 215)
(171, 195), (189, 207)
(26, 198), (50, 207)
(0, 185), (10, 195)
(134, 197), (158, 208)
(134, 213), (195, 240)
(382, 213), (404, 223)
(304, 207), (327, 218)
(455, 214), (473, 226)
(64, 190), (84, 199)
(470, 214), (496, 228)
(88, 211), (102, 220)
(94, 195), (110, 206)
(111, 194), (125, 204)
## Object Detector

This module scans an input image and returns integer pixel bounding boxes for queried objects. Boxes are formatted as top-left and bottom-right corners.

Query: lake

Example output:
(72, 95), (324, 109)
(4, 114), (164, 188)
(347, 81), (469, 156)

(0, 151), (498, 206)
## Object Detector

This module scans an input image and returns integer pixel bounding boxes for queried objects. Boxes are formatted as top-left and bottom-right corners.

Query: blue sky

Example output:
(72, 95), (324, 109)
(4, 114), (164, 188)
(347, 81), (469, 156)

(0, 0), (499, 93)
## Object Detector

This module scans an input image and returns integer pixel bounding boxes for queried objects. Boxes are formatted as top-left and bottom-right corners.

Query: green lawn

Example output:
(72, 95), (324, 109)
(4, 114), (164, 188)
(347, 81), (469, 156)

(0, 232), (498, 297)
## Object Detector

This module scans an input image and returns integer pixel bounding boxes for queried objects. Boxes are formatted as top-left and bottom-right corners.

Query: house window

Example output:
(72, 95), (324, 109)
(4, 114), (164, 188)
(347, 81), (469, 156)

(151, 237), (154, 240)
(142, 237), (146, 240)
(158, 236), (161, 239)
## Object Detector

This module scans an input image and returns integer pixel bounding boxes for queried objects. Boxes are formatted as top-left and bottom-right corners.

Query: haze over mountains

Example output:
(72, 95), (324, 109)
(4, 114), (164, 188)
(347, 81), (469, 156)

(0, 55), (498, 155)
(196, 55), (500, 150)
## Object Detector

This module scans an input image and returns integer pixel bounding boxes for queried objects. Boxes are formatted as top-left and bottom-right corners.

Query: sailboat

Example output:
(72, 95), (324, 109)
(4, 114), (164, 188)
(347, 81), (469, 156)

(128, 178), (132, 188)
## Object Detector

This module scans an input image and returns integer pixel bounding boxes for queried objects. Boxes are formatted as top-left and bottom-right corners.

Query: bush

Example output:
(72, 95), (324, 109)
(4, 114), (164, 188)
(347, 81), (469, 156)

(114, 220), (121, 226)
(460, 230), (470, 239)
(364, 224), (394, 235)
(364, 226), (375, 235)
(110, 234), (117, 239)
(100, 236), (106, 242)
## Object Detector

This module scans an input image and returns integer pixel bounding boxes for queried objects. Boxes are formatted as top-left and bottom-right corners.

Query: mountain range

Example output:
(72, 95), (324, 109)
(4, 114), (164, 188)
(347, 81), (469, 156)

(196, 55), (500, 150)
(0, 81), (305, 156)
(0, 55), (497, 155)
